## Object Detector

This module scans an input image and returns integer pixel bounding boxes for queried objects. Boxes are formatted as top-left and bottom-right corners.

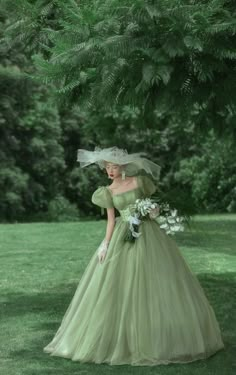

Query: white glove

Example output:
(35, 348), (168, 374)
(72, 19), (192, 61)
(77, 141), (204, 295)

(97, 239), (110, 263)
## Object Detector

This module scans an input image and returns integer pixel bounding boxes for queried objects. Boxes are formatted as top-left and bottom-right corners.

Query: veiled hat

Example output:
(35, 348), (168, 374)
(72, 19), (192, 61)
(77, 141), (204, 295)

(77, 146), (161, 181)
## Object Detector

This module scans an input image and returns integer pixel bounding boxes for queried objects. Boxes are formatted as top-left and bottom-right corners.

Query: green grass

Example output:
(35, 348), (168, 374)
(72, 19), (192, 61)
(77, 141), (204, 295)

(0, 214), (235, 375)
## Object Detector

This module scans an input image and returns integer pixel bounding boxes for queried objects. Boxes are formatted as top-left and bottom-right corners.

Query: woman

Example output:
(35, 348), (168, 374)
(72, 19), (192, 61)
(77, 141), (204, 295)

(43, 146), (224, 366)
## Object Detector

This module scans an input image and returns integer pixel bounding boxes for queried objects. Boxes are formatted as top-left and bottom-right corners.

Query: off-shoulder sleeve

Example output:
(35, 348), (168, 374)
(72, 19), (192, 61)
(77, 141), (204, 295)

(91, 186), (114, 209)
(139, 175), (157, 196)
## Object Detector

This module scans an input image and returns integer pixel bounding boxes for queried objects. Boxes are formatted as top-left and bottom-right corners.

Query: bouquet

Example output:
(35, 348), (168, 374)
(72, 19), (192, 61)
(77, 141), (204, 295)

(124, 198), (185, 242)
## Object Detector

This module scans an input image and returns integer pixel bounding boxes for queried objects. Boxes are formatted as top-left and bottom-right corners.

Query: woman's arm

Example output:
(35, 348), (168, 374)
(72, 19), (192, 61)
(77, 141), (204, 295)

(98, 207), (115, 263)
(105, 207), (116, 242)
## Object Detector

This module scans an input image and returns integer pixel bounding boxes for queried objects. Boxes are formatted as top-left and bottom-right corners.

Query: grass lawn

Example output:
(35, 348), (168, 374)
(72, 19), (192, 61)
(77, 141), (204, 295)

(0, 214), (235, 375)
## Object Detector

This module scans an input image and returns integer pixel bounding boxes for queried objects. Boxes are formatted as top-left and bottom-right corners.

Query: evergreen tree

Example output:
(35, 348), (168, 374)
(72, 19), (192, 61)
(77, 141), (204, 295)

(0, 16), (66, 221)
(3, 0), (236, 133)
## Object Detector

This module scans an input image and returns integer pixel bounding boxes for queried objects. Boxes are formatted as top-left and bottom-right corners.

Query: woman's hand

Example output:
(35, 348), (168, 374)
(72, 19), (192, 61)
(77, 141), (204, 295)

(98, 248), (107, 263)
(149, 206), (160, 219)
(97, 239), (110, 264)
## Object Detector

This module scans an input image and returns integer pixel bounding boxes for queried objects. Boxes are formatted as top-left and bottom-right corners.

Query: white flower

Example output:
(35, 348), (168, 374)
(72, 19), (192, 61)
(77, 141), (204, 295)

(162, 203), (170, 211)
(171, 209), (177, 217)
(167, 216), (176, 224)
(160, 223), (169, 229)
(156, 216), (166, 224)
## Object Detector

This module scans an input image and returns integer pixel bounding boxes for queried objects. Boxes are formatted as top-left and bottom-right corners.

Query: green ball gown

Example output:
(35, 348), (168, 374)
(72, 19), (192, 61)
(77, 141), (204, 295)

(43, 175), (224, 366)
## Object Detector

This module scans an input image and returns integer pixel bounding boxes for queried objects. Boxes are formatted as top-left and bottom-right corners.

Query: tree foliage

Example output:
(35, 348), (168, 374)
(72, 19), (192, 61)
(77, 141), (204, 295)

(0, 15), (66, 221)
(0, 0), (235, 222)
(175, 131), (236, 212)
(3, 0), (236, 133)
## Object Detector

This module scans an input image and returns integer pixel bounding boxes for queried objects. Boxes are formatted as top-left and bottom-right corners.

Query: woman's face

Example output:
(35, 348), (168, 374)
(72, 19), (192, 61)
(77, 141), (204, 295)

(105, 162), (122, 179)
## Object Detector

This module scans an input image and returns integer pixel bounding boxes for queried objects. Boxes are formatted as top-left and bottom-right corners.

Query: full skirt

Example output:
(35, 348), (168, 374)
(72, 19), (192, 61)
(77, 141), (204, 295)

(43, 217), (224, 366)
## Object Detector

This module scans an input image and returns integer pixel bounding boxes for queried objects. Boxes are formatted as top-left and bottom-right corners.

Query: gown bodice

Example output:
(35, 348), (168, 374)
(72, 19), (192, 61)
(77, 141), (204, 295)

(91, 175), (157, 220)
(110, 187), (144, 221)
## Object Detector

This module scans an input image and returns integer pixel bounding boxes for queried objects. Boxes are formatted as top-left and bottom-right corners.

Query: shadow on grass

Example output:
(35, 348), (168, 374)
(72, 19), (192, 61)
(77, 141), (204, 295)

(0, 284), (76, 320)
(1, 272), (235, 327)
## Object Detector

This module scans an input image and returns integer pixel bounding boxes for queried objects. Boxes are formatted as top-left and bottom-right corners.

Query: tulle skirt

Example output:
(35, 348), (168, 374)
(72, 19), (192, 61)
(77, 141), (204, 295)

(43, 217), (224, 366)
